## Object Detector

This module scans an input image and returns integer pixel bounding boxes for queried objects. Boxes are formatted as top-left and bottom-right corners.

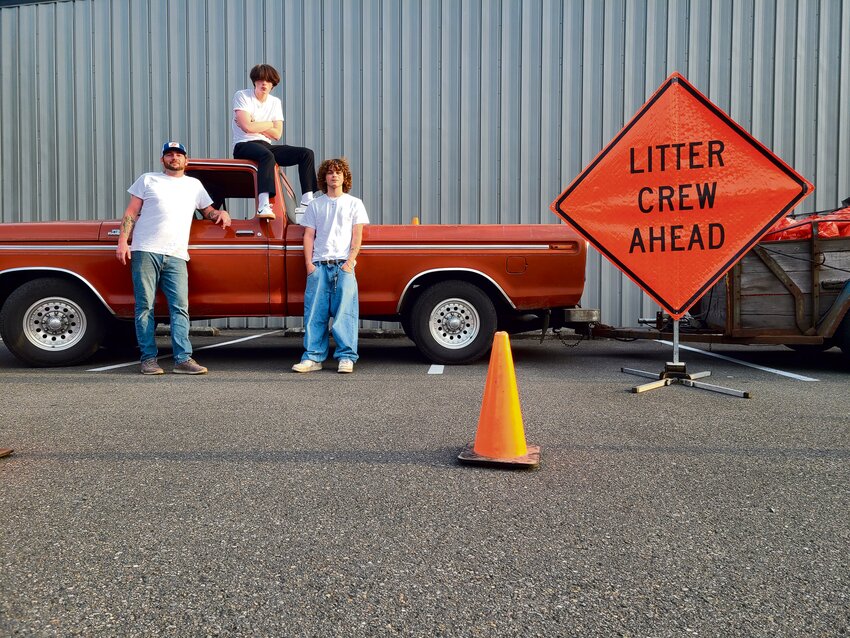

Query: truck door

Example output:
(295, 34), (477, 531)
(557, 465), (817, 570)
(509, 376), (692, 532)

(185, 165), (270, 316)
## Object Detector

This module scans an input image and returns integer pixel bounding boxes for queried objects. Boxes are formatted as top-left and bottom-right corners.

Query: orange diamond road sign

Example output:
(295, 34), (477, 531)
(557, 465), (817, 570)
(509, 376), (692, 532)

(551, 72), (813, 319)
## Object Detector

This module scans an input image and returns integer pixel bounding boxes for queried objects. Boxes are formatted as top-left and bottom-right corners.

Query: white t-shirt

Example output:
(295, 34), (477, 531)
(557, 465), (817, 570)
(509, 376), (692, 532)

(231, 88), (284, 149)
(127, 172), (212, 262)
(303, 193), (370, 262)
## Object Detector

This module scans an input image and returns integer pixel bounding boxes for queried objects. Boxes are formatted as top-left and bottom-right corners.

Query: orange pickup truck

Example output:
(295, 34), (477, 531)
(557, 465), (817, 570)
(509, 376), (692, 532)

(0, 159), (592, 367)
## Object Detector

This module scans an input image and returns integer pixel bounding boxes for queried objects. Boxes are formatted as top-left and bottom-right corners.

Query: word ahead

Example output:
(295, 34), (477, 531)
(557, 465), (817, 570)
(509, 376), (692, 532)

(628, 139), (724, 252)
(629, 222), (724, 254)
(550, 72), (812, 319)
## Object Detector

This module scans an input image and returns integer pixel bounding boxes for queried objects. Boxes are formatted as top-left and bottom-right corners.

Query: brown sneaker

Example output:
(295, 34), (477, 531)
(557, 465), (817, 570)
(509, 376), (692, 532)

(173, 358), (208, 375)
(140, 358), (164, 375)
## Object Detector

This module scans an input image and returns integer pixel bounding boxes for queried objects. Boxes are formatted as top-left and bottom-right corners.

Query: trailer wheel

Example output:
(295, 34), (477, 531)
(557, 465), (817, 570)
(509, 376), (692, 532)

(0, 278), (105, 367)
(409, 280), (497, 364)
(784, 342), (833, 355)
(836, 313), (850, 362)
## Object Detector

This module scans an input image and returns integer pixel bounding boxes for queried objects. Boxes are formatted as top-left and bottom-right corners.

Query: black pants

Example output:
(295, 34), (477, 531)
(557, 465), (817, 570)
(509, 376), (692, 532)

(233, 141), (319, 198)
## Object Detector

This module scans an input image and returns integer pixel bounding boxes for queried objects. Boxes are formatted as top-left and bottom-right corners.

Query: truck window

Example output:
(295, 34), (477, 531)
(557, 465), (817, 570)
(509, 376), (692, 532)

(186, 167), (259, 220)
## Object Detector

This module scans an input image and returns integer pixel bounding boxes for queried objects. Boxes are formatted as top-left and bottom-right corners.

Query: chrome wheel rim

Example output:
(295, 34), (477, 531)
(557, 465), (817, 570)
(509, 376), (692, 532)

(428, 297), (480, 350)
(22, 296), (88, 351)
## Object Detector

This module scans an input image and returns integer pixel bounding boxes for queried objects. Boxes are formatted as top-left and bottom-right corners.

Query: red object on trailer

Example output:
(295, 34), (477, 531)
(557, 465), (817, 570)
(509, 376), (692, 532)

(764, 208), (850, 241)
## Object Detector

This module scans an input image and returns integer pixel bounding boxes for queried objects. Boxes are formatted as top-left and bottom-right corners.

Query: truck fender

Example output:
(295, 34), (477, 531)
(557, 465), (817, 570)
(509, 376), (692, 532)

(396, 268), (516, 315)
(0, 267), (116, 316)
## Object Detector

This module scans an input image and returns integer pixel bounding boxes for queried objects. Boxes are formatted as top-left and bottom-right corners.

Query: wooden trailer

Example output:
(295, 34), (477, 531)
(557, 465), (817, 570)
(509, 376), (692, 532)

(589, 222), (850, 361)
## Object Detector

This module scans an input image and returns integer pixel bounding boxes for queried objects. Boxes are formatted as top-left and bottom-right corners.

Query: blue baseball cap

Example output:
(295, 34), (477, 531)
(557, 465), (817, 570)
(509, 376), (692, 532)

(161, 141), (187, 156)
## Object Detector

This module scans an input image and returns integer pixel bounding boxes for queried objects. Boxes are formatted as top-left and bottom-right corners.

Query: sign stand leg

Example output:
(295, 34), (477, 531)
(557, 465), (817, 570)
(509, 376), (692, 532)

(621, 319), (750, 398)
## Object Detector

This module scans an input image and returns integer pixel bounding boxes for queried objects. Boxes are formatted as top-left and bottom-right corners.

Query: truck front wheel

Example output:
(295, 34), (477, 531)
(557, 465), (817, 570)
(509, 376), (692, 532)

(0, 278), (105, 367)
(409, 280), (497, 364)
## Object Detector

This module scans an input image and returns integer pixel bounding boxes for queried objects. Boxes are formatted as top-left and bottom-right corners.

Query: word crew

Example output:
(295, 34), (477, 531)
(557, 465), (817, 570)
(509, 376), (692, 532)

(627, 139), (727, 253)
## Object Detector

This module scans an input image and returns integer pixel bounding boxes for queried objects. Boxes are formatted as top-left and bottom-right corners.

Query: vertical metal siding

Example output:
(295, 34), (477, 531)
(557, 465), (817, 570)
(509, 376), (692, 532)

(1, 0), (849, 326)
(479, 0), (500, 224)
(460, 0), (481, 226)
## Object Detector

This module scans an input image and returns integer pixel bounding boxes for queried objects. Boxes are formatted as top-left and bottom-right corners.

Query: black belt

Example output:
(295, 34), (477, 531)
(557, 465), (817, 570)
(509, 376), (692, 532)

(317, 259), (345, 265)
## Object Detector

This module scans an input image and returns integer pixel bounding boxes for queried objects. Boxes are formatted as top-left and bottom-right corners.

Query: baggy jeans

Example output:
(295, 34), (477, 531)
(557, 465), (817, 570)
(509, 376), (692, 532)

(301, 263), (359, 363)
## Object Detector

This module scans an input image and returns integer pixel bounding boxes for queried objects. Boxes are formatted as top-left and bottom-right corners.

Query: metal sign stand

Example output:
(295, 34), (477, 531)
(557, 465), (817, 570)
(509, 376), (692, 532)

(621, 319), (750, 398)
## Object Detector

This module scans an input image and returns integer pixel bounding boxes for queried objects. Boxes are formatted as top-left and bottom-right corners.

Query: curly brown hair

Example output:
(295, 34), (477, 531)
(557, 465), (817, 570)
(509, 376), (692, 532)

(318, 158), (353, 193)
(249, 64), (280, 87)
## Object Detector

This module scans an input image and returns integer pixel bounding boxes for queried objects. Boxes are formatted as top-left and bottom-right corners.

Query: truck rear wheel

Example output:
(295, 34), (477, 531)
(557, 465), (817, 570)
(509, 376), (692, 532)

(0, 278), (105, 367)
(409, 280), (497, 364)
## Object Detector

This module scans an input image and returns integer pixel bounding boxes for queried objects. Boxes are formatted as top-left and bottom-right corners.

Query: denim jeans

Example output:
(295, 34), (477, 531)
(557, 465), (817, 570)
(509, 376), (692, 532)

(131, 251), (193, 364)
(302, 263), (359, 362)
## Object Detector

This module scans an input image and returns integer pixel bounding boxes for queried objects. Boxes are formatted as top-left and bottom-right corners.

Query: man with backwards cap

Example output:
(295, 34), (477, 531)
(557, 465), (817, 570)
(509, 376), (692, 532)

(116, 141), (231, 375)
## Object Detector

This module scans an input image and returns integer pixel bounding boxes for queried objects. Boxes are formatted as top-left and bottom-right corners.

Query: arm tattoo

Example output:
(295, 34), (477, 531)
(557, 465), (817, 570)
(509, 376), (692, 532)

(120, 216), (136, 237)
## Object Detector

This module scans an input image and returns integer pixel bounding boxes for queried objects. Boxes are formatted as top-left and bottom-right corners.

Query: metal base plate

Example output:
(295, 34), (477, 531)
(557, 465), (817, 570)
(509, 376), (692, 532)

(622, 367), (750, 398)
(458, 443), (541, 469)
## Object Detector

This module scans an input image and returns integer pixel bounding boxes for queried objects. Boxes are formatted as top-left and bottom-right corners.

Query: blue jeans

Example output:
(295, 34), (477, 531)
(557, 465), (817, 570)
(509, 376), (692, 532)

(131, 251), (193, 364)
(302, 263), (359, 362)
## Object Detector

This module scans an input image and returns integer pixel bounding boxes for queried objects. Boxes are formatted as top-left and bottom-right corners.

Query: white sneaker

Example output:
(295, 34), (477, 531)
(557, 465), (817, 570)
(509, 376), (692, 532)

(337, 359), (354, 373)
(292, 359), (322, 373)
(256, 204), (275, 219)
(300, 192), (315, 207)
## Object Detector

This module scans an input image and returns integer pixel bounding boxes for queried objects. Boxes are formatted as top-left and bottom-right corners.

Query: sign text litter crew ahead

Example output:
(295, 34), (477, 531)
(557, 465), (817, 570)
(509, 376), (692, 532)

(628, 140), (725, 254)
(550, 72), (812, 318)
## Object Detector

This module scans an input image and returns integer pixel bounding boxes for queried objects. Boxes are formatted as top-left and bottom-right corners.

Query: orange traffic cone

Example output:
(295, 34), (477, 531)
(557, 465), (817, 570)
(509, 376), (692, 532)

(458, 331), (540, 468)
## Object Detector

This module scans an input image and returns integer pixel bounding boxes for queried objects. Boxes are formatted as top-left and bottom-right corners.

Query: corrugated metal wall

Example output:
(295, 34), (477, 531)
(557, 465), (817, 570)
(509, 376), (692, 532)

(1, 0), (849, 327)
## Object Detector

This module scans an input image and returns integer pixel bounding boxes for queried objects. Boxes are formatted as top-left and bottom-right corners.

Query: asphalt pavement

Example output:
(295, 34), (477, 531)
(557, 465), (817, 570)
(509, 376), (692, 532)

(1, 332), (848, 637)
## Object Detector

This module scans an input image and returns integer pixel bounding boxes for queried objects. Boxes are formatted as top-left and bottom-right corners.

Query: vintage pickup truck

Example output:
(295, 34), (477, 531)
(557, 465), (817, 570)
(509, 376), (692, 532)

(0, 159), (591, 367)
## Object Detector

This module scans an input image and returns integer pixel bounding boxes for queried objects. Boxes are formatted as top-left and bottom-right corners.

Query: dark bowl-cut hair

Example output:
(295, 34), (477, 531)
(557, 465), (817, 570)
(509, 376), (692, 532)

(249, 64), (281, 87)
(318, 158), (353, 193)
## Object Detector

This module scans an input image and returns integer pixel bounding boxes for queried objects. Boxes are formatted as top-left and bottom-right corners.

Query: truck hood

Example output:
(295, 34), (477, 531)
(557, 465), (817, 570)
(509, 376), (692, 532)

(0, 221), (104, 242)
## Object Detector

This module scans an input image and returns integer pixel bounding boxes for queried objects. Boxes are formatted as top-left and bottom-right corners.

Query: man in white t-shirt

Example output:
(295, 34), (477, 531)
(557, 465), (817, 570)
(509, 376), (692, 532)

(232, 63), (319, 220)
(116, 141), (231, 375)
(293, 158), (369, 374)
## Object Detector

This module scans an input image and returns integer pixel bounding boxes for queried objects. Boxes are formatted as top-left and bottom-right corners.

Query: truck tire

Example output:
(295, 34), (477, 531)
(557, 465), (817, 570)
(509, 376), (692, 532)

(103, 318), (138, 354)
(400, 315), (416, 343)
(409, 280), (497, 364)
(0, 278), (105, 367)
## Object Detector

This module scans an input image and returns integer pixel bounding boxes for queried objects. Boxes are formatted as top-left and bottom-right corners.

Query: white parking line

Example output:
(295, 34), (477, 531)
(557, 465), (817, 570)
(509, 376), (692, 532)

(656, 340), (819, 382)
(427, 364), (444, 375)
(87, 330), (284, 372)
